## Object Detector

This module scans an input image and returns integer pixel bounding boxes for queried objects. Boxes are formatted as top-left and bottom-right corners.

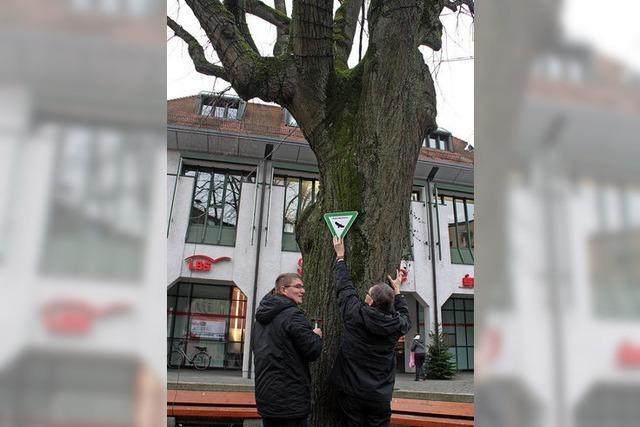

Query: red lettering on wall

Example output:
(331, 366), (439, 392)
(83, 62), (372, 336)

(41, 299), (130, 334)
(462, 274), (474, 288)
(185, 255), (231, 271)
(618, 341), (640, 367)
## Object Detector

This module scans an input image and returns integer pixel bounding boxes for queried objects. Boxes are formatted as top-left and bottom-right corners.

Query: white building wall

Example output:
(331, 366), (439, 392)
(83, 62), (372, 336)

(166, 155), (475, 376)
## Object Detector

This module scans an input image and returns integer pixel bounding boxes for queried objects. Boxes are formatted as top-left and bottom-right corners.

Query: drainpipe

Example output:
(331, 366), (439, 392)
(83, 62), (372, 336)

(247, 144), (273, 379)
(167, 155), (183, 238)
(426, 167), (439, 334)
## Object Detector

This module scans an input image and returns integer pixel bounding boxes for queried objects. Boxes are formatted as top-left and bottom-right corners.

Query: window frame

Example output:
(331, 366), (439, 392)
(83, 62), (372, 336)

(182, 165), (255, 246)
(437, 190), (474, 265)
(423, 132), (452, 151)
(274, 173), (320, 252)
(197, 93), (246, 120)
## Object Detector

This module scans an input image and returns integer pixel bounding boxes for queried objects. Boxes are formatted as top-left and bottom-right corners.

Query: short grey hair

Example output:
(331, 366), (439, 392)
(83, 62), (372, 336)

(274, 272), (302, 293)
(369, 283), (395, 312)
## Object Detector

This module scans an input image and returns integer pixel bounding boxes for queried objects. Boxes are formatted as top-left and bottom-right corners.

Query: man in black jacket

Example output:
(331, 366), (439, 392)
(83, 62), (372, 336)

(253, 272), (323, 427)
(331, 236), (412, 427)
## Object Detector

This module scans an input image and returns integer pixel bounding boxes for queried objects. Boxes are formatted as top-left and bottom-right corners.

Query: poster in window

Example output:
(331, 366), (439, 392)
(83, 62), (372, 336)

(190, 316), (226, 340)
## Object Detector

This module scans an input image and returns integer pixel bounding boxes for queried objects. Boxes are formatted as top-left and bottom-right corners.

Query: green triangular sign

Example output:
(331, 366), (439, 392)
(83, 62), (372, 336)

(323, 211), (358, 238)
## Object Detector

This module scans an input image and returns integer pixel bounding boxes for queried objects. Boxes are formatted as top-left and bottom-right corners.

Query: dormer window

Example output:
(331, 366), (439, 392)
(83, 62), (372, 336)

(198, 92), (246, 119)
(284, 109), (298, 127)
(423, 130), (452, 151)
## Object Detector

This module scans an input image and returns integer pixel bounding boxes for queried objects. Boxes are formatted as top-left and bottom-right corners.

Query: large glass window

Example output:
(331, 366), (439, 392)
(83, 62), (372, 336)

(41, 124), (154, 280)
(273, 174), (320, 251)
(588, 185), (640, 319)
(441, 297), (474, 371)
(442, 195), (474, 264)
(167, 283), (248, 370)
(183, 166), (254, 246)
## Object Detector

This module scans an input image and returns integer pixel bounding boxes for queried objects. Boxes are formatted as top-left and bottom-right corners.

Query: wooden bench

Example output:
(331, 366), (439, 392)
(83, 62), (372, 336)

(390, 398), (474, 426)
(167, 390), (474, 426)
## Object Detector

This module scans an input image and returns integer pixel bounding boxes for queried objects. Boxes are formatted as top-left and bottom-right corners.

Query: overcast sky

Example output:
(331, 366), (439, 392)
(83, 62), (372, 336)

(562, 0), (640, 72)
(167, 2), (475, 145)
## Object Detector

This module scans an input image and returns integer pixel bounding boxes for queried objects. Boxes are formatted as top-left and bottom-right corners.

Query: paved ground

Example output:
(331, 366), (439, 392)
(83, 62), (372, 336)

(168, 369), (474, 403)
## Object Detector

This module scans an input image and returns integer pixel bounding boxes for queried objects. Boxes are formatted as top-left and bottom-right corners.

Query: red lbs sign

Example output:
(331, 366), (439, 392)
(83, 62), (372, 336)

(185, 255), (231, 271)
(617, 341), (640, 367)
(462, 274), (474, 288)
(41, 299), (130, 334)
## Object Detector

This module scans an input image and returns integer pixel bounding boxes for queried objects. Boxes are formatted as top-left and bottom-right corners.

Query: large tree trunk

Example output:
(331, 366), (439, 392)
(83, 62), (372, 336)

(295, 8), (437, 423)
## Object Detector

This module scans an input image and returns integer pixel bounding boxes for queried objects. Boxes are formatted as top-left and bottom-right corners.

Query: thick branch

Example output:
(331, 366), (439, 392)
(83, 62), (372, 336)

(246, 0), (290, 29)
(444, 0), (474, 15)
(420, 0), (444, 51)
(291, 0), (334, 77)
(167, 16), (229, 80)
(273, 0), (289, 56)
(224, 0), (259, 52)
(180, 0), (297, 104)
(420, 0), (474, 50)
(183, 0), (261, 99)
(333, 0), (363, 69)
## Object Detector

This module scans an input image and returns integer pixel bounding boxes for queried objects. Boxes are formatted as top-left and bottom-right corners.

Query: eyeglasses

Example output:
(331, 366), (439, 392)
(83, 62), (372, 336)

(284, 284), (304, 290)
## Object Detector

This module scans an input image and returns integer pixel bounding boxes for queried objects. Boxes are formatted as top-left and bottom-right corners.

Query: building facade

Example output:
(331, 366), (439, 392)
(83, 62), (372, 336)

(167, 93), (475, 376)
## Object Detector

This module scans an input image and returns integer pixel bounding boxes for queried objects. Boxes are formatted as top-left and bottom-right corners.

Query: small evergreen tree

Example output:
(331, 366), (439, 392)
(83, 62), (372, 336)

(425, 329), (457, 379)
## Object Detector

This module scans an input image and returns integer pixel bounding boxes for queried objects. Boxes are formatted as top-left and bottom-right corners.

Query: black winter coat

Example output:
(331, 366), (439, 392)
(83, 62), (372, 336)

(330, 261), (411, 402)
(253, 294), (322, 419)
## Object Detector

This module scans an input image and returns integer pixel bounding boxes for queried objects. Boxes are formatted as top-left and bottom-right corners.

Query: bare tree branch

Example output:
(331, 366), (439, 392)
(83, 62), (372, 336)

(167, 16), (230, 80)
(444, 0), (474, 15)
(273, 0), (289, 56)
(333, 0), (363, 69)
(245, 0), (291, 30)
(420, 0), (473, 51)
(183, 0), (264, 99)
(224, 0), (259, 53)
(173, 0), (297, 104)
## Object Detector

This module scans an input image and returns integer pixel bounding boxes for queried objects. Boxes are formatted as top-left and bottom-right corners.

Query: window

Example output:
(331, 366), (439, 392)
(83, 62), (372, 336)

(198, 93), (246, 119)
(168, 283), (247, 370)
(70, 0), (155, 17)
(442, 297), (474, 370)
(183, 166), (254, 246)
(588, 185), (640, 319)
(442, 195), (474, 264)
(423, 132), (451, 151)
(41, 124), (154, 280)
(274, 175), (320, 251)
(284, 109), (298, 127)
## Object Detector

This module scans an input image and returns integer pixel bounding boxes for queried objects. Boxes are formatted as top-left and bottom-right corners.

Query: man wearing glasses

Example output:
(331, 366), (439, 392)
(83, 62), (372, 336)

(253, 272), (323, 427)
(331, 236), (411, 427)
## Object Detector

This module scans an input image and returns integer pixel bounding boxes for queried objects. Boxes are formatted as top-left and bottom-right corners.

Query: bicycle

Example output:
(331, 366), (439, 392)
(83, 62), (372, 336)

(168, 342), (211, 370)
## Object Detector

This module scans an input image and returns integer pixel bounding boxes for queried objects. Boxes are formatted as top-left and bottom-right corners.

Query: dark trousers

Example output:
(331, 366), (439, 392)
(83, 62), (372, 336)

(262, 416), (309, 427)
(415, 353), (426, 380)
(337, 391), (391, 427)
